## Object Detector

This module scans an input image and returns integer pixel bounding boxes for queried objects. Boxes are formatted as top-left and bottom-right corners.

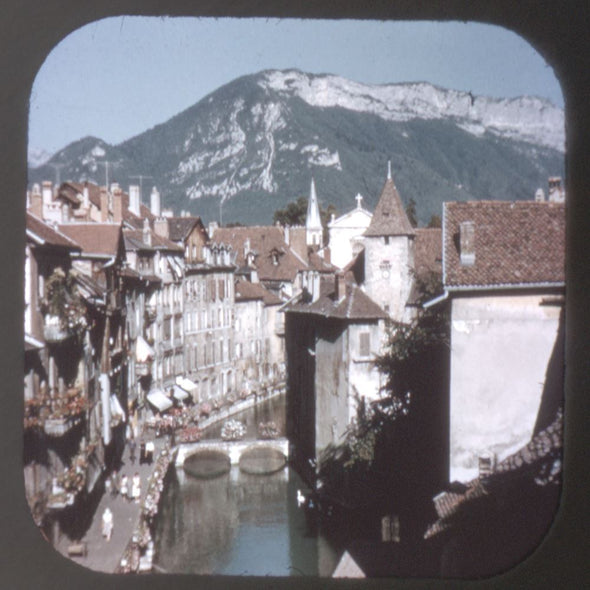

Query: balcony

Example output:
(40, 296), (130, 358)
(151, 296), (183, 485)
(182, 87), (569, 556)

(24, 388), (86, 436)
(136, 360), (152, 377)
(43, 315), (73, 343)
(46, 442), (98, 510)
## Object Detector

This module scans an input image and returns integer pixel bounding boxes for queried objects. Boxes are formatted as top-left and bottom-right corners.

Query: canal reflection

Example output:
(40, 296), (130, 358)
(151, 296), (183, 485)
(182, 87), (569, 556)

(153, 395), (338, 576)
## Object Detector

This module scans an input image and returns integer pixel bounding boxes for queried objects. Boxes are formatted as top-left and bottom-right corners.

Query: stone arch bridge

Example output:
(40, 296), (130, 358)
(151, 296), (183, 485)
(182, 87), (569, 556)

(175, 437), (289, 467)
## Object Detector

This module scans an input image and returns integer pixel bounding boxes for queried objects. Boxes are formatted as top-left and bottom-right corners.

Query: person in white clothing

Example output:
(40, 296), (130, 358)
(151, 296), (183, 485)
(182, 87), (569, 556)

(132, 472), (141, 504)
(102, 507), (113, 541)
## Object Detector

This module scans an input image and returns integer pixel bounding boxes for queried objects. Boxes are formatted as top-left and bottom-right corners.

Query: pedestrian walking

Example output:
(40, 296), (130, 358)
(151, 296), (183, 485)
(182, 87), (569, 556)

(101, 507), (113, 541)
(132, 472), (141, 504)
(145, 440), (155, 465)
(129, 437), (137, 465)
(139, 439), (146, 465)
(111, 470), (119, 497)
(120, 474), (129, 499)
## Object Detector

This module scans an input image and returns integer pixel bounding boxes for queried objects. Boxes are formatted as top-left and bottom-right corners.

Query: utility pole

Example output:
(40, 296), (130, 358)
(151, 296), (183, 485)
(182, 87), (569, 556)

(129, 175), (153, 202)
(48, 163), (65, 186)
(98, 160), (120, 189)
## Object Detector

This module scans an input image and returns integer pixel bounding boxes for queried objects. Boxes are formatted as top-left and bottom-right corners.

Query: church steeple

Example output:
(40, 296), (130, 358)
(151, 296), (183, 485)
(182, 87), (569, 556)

(306, 177), (323, 247)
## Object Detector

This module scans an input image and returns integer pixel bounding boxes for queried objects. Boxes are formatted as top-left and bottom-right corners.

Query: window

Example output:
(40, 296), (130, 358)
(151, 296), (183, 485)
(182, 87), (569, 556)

(359, 332), (371, 357)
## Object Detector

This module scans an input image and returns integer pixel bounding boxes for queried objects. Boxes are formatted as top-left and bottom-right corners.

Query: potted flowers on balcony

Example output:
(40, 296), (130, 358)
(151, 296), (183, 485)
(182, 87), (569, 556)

(42, 268), (86, 342)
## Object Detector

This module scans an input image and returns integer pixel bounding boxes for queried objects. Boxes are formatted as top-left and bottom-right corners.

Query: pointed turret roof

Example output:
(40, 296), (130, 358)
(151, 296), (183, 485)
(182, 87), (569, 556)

(306, 178), (322, 231)
(364, 164), (415, 237)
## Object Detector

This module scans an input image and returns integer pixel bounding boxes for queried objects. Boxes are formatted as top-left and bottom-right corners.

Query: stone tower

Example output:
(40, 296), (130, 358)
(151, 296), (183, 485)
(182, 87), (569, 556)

(362, 163), (415, 322)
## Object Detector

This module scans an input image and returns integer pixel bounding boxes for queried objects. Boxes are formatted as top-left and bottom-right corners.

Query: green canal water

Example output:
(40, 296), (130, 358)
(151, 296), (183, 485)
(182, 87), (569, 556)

(153, 396), (339, 576)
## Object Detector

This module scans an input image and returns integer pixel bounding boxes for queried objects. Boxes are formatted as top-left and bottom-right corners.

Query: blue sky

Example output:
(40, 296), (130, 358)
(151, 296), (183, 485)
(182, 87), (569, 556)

(28, 16), (564, 155)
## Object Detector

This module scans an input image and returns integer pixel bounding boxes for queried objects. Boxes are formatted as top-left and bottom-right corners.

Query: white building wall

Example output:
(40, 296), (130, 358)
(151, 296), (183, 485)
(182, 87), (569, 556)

(362, 235), (414, 323)
(328, 209), (372, 269)
(347, 322), (385, 421)
(449, 293), (562, 482)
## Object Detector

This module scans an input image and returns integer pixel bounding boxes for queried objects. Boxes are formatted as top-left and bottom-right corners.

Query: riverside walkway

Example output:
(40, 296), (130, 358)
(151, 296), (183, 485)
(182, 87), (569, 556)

(54, 435), (167, 573)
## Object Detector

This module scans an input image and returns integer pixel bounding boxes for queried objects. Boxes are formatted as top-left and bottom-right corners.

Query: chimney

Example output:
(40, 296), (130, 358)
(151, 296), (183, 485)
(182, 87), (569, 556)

(334, 272), (346, 300)
(150, 186), (161, 217)
(100, 188), (109, 222)
(459, 221), (475, 266)
(82, 184), (90, 208)
(154, 217), (169, 239)
(61, 202), (69, 223)
(284, 225), (290, 245)
(208, 221), (218, 238)
(250, 268), (259, 284)
(323, 246), (331, 264)
(30, 184), (43, 218)
(535, 188), (545, 202)
(112, 185), (123, 223)
(311, 272), (321, 302)
(548, 176), (565, 202)
(42, 181), (53, 205)
(142, 218), (152, 246)
(128, 185), (140, 216)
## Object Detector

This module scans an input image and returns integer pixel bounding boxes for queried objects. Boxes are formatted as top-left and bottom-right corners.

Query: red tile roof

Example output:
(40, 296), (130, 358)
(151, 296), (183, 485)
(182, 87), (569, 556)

(212, 225), (308, 282)
(26, 213), (81, 250)
(414, 228), (442, 277)
(287, 275), (387, 321)
(235, 280), (283, 306)
(123, 229), (183, 252)
(61, 181), (156, 227)
(444, 201), (565, 289)
(364, 177), (415, 237)
(166, 217), (207, 242)
(58, 223), (123, 257)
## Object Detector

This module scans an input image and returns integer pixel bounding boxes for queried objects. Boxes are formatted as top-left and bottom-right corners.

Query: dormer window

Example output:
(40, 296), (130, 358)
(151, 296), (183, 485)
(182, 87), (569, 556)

(272, 251), (279, 266)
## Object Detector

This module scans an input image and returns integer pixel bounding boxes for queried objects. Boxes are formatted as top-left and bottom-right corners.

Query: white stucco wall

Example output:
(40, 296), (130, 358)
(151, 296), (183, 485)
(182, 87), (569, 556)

(328, 208), (372, 269)
(449, 293), (562, 482)
(347, 322), (385, 421)
(362, 235), (414, 323)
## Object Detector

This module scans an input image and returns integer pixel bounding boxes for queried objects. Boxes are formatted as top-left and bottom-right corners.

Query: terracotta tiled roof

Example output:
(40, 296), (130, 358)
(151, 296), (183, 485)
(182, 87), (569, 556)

(308, 250), (337, 273)
(58, 223), (123, 257)
(287, 275), (387, 321)
(123, 229), (183, 252)
(26, 213), (81, 250)
(166, 217), (206, 242)
(424, 408), (563, 540)
(61, 181), (156, 227)
(212, 225), (308, 282)
(235, 280), (283, 306)
(414, 228), (442, 277)
(364, 177), (415, 237)
(444, 201), (565, 289)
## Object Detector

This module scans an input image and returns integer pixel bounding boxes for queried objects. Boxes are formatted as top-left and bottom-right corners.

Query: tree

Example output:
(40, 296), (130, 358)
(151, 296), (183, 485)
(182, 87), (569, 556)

(273, 196), (308, 226)
(317, 271), (449, 539)
(273, 197), (337, 245)
(405, 198), (418, 228)
(427, 214), (442, 228)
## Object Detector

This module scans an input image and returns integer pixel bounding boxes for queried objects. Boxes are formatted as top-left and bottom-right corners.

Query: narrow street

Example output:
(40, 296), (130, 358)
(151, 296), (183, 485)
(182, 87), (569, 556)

(53, 433), (166, 573)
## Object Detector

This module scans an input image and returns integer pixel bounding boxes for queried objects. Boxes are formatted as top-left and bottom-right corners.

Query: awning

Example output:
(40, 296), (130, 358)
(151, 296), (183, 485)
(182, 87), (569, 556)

(175, 376), (198, 392)
(171, 385), (189, 401)
(147, 389), (173, 412)
(25, 333), (45, 351)
(110, 394), (126, 421)
(136, 335), (155, 363)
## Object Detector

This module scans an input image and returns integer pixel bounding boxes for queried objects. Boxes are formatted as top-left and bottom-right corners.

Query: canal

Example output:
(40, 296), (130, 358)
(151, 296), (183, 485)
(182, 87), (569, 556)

(152, 395), (340, 576)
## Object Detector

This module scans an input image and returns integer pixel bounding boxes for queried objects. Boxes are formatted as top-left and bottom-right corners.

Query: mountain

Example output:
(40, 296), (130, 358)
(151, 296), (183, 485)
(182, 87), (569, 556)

(29, 69), (565, 226)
